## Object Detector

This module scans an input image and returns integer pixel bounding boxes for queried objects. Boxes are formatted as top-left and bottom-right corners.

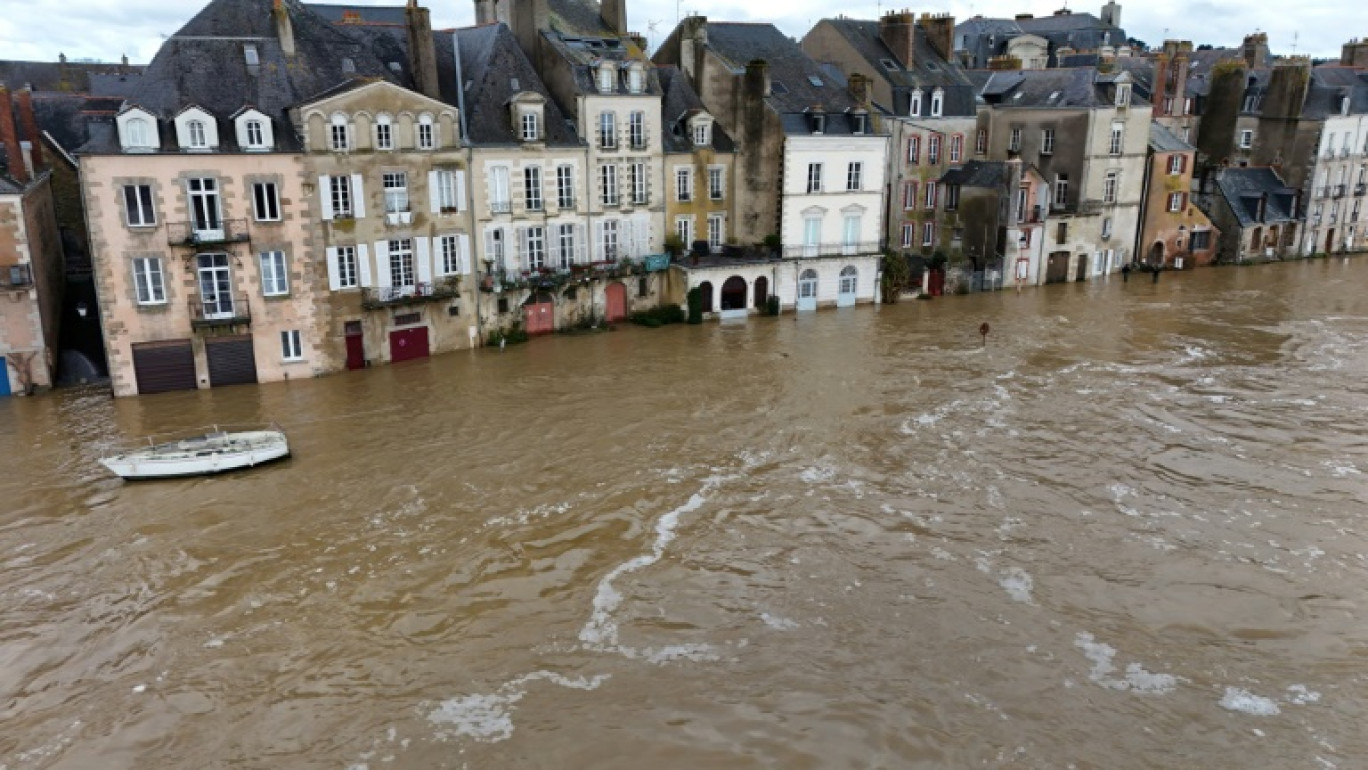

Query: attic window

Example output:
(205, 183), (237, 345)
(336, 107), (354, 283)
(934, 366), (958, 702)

(811, 113), (825, 134)
(388, 62), (403, 73)
(881, 58), (899, 71)
(342, 58), (355, 73)
(244, 45), (259, 66)
(771, 81), (788, 94)
(853, 113), (867, 134)
(808, 75), (824, 87)
(510, 78), (520, 91)
(1049, 91), (1060, 101)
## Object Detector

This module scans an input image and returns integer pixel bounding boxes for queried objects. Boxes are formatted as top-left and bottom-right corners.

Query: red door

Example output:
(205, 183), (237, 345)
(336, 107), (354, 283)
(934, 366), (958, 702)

(604, 281), (627, 323)
(524, 295), (554, 335)
(345, 332), (365, 370)
(389, 326), (429, 363)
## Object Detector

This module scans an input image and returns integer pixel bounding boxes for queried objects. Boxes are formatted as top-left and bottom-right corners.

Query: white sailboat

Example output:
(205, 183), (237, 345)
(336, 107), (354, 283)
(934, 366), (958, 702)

(101, 425), (290, 480)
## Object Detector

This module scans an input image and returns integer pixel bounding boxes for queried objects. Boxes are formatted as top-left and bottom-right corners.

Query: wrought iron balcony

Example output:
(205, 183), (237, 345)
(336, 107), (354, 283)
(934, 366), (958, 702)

(1334, 184), (1346, 198)
(361, 278), (462, 310)
(781, 241), (881, 258)
(167, 219), (250, 248)
(1356, 183), (1366, 197)
(188, 293), (251, 328)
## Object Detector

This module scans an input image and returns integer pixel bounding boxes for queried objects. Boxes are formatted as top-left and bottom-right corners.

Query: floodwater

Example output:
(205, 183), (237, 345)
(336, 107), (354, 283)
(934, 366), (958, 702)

(3, 259), (1367, 769)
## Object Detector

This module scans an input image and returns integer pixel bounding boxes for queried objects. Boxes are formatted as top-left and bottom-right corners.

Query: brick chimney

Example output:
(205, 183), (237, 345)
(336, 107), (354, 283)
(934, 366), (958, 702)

(14, 88), (43, 172)
(1241, 32), (1268, 69)
(406, 1), (441, 98)
(274, 0), (296, 56)
(848, 72), (870, 107)
(1343, 37), (1368, 67)
(879, 11), (916, 70)
(602, 0), (628, 38)
(919, 13), (956, 64)
(474, 0), (497, 25)
(512, 0), (548, 62)
(0, 88), (28, 185)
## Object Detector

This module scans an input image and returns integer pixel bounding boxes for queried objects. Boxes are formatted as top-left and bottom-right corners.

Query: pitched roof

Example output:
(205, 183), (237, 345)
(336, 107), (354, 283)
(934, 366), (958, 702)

(1149, 122), (1193, 153)
(547, 0), (615, 37)
(305, 3), (409, 25)
(940, 159), (1009, 188)
(539, 25), (660, 98)
(707, 22), (858, 116)
(656, 65), (734, 153)
(977, 67), (1146, 109)
(0, 59), (145, 93)
(446, 24), (581, 146)
(1215, 166), (1299, 227)
(812, 18), (977, 118)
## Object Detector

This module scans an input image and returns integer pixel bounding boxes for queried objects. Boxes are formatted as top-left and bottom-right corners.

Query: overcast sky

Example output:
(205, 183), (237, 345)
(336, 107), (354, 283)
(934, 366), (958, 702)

(0, 0), (1352, 66)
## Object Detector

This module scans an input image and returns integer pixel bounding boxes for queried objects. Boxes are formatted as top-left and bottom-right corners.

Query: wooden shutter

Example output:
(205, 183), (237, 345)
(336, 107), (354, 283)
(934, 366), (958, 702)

(318, 175), (333, 220)
(326, 246), (341, 290)
(428, 170), (441, 213)
(357, 244), (373, 287)
(351, 173), (366, 217)
(455, 170), (467, 212)
(416, 237), (433, 283)
(374, 240), (391, 287)
(457, 233), (471, 274)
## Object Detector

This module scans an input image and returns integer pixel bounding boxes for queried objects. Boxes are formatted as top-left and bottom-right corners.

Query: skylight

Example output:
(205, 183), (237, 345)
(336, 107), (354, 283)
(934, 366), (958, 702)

(808, 75), (824, 87)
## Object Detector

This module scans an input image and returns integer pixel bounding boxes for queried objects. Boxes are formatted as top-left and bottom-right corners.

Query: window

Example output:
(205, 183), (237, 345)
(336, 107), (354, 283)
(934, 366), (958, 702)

(630, 111), (646, 149)
(601, 219), (619, 260)
(839, 265), (857, 294)
(336, 245), (358, 288)
(950, 135), (963, 163)
(521, 111), (539, 142)
(803, 216), (820, 256)
(123, 185), (155, 226)
(488, 228), (507, 270)
(375, 115), (393, 150)
(930, 89), (943, 117)
(557, 165), (575, 209)
(675, 216), (693, 246)
(902, 181), (917, 210)
(281, 330), (303, 361)
(490, 166), (511, 212)
(1115, 84), (1130, 107)
(383, 172), (409, 213)
(329, 175), (352, 218)
(126, 117), (150, 147)
(417, 115), (435, 149)
(524, 166), (543, 211)
(1167, 191), (1185, 212)
(601, 163), (619, 206)
(1101, 217), (1112, 239)
(1056, 222), (1068, 244)
(330, 114), (350, 151)
(252, 182), (280, 221)
(389, 238), (415, 287)
(907, 135), (920, 164)
(944, 184), (960, 211)
(1016, 186), (1028, 222)
(627, 67), (643, 94)
(597, 64), (615, 92)
(556, 224), (576, 268)
(692, 122), (709, 147)
(1183, 97), (1193, 115)
(1103, 171), (1118, 204)
(910, 89), (922, 117)
(599, 111), (617, 149)
(132, 257), (165, 304)
(842, 214), (860, 254)
(924, 181), (937, 210)
(1109, 123), (1124, 155)
(1190, 230), (1211, 251)
(976, 128), (987, 155)
(922, 221), (935, 246)
(901, 223), (914, 248)
(846, 162), (862, 191)
(187, 120), (207, 148)
(260, 250), (288, 296)
(1009, 127), (1022, 153)
(709, 167), (724, 200)
(187, 177), (221, 235)
(1041, 128), (1055, 155)
(807, 163), (823, 193)
(246, 120), (264, 147)
(434, 168), (458, 211)
(928, 134), (941, 165)
(799, 268), (818, 298)
(439, 234), (463, 274)
(1163, 96), (1174, 115)
(1053, 174), (1069, 209)
(708, 213), (724, 250)
(630, 162), (647, 205)
(1168, 154), (1183, 175)
(1239, 129), (1253, 149)
(676, 167), (692, 201)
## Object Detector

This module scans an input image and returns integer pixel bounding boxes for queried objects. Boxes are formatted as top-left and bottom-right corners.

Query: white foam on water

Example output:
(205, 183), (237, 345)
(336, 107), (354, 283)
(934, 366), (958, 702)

(1219, 687), (1281, 716)
(1074, 633), (1178, 694)
(930, 546), (955, 561)
(799, 466), (836, 484)
(131, 684), (146, 693)
(999, 568), (1034, 604)
(1286, 684), (1321, 705)
(428, 672), (609, 744)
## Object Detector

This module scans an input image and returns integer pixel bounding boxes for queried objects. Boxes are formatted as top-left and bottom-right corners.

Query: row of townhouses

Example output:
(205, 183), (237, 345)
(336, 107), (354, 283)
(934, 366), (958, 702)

(2, 0), (1366, 397)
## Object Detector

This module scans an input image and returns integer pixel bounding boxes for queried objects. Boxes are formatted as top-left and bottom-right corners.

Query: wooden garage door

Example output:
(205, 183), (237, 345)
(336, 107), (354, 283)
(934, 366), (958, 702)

(206, 335), (258, 387)
(132, 340), (197, 395)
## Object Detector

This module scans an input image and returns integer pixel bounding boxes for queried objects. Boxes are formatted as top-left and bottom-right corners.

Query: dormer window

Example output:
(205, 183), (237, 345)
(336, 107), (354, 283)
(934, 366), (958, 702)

(811, 113), (825, 134)
(852, 112), (867, 135)
(330, 113), (350, 151)
(417, 113), (435, 149)
(597, 62), (616, 93)
(118, 108), (159, 152)
(511, 94), (546, 144)
(1115, 83), (1131, 107)
(522, 112), (539, 141)
(244, 44), (259, 66)
(375, 114), (394, 150)
(627, 65), (644, 94)
(235, 109), (273, 151)
(931, 89), (944, 117)
(188, 120), (207, 148)
(174, 107), (218, 151)
(692, 122), (710, 146)
(126, 118), (149, 147)
(910, 89), (923, 117)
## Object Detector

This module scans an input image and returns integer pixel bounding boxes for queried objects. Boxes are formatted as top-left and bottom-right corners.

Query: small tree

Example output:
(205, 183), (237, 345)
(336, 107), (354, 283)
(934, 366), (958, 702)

(686, 287), (704, 324)
(663, 232), (685, 258)
(880, 251), (911, 304)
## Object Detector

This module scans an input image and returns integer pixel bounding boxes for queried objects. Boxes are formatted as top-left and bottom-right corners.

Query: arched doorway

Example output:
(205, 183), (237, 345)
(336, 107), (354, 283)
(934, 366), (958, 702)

(523, 291), (555, 335)
(697, 281), (714, 313)
(797, 269), (818, 311)
(837, 265), (857, 307)
(1149, 241), (1164, 268)
(720, 276), (747, 310)
(753, 276), (769, 309)
(604, 281), (627, 323)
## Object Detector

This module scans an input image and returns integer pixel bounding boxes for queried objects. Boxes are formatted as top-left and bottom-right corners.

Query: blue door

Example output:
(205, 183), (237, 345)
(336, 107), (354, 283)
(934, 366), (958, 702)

(0, 357), (10, 397)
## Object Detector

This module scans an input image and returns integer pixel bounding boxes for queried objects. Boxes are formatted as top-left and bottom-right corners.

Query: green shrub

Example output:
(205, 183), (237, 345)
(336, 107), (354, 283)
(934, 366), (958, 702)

(766, 295), (781, 315)
(686, 288), (704, 324)
(630, 304), (686, 327)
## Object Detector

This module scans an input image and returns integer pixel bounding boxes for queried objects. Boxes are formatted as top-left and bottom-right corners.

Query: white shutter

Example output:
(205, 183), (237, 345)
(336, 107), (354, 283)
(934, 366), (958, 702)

(593, 220), (604, 262)
(428, 170), (441, 213)
(326, 246), (341, 290)
(358, 243), (373, 287)
(318, 175), (333, 220)
(351, 173), (366, 218)
(484, 227), (497, 268)
(455, 170), (468, 212)
(621, 219), (634, 259)
(458, 233), (472, 274)
(374, 240), (391, 287)
(416, 237), (433, 283)
(514, 226), (528, 272)
(575, 223), (587, 264)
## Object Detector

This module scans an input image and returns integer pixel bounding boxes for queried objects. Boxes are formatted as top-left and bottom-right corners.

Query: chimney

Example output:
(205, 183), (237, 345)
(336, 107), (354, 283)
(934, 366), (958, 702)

(512, 0), (548, 62)
(919, 13), (956, 63)
(1100, 1), (1121, 29)
(848, 72), (870, 107)
(15, 89), (43, 172)
(879, 11), (916, 70)
(744, 59), (771, 99)
(474, 0), (497, 25)
(1343, 37), (1368, 67)
(406, 1), (440, 98)
(274, 0), (296, 56)
(1241, 32), (1268, 69)
(602, 0), (628, 38)
(0, 88), (28, 185)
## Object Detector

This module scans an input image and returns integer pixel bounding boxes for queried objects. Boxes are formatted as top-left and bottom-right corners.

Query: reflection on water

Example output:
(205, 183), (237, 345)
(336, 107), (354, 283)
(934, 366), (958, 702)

(2, 259), (1367, 768)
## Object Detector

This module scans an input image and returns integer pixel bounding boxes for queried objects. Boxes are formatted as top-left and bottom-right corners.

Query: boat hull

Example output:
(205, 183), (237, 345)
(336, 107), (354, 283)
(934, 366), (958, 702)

(101, 430), (291, 480)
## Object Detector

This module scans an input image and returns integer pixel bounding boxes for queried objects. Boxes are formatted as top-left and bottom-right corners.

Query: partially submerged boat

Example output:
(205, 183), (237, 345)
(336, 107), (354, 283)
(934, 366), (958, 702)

(101, 426), (290, 480)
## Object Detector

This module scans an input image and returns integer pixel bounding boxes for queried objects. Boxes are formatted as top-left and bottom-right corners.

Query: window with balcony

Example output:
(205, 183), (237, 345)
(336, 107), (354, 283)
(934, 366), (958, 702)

(133, 257), (165, 304)
(383, 172), (409, 213)
(123, 184), (156, 227)
(389, 238), (415, 288)
(187, 177), (222, 237)
(252, 182), (280, 222)
(489, 166), (511, 213)
(524, 166), (543, 211)
(260, 250), (288, 296)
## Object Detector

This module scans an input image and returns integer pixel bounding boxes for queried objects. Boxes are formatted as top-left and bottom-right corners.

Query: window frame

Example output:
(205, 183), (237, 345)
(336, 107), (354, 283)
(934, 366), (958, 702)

(336, 245), (358, 288)
(600, 163), (619, 206)
(708, 166), (724, 200)
(260, 250), (289, 296)
(524, 166), (544, 211)
(556, 165), (575, 209)
(252, 181), (281, 222)
(383, 171), (410, 213)
(281, 330), (303, 361)
(806, 163), (823, 194)
(846, 162), (862, 191)
(329, 175), (352, 218)
(675, 167), (693, 202)
(123, 184), (156, 227)
(133, 257), (166, 305)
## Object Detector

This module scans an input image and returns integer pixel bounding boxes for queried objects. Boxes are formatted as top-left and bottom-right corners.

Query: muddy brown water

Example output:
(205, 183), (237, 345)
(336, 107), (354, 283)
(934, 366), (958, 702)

(3, 259), (1367, 769)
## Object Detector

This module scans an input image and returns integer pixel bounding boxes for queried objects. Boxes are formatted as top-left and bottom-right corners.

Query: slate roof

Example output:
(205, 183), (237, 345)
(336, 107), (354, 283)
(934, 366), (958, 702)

(955, 17), (1024, 39)
(81, 0), (405, 154)
(977, 67), (1147, 109)
(547, 0), (615, 37)
(1215, 167), (1299, 227)
(1149, 122), (1193, 153)
(0, 59), (145, 93)
(940, 160), (1008, 188)
(814, 18), (977, 118)
(656, 65), (734, 153)
(305, 3), (408, 25)
(445, 24), (582, 147)
(1301, 67), (1368, 119)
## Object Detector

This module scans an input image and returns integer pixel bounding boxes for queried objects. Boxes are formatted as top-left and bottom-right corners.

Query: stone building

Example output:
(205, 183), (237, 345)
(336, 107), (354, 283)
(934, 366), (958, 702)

(1200, 166), (1300, 262)
(1138, 124), (1218, 269)
(938, 159), (1050, 288)
(954, 4), (1129, 71)
(1300, 67), (1368, 255)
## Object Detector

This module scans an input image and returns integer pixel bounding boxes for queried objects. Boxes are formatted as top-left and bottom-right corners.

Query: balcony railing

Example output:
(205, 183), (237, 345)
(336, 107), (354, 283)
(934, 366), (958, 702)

(781, 241), (881, 258)
(361, 278), (462, 310)
(167, 219), (250, 248)
(489, 200), (512, 214)
(189, 293), (251, 328)
(1334, 184), (1346, 198)
(1356, 183), (1367, 196)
